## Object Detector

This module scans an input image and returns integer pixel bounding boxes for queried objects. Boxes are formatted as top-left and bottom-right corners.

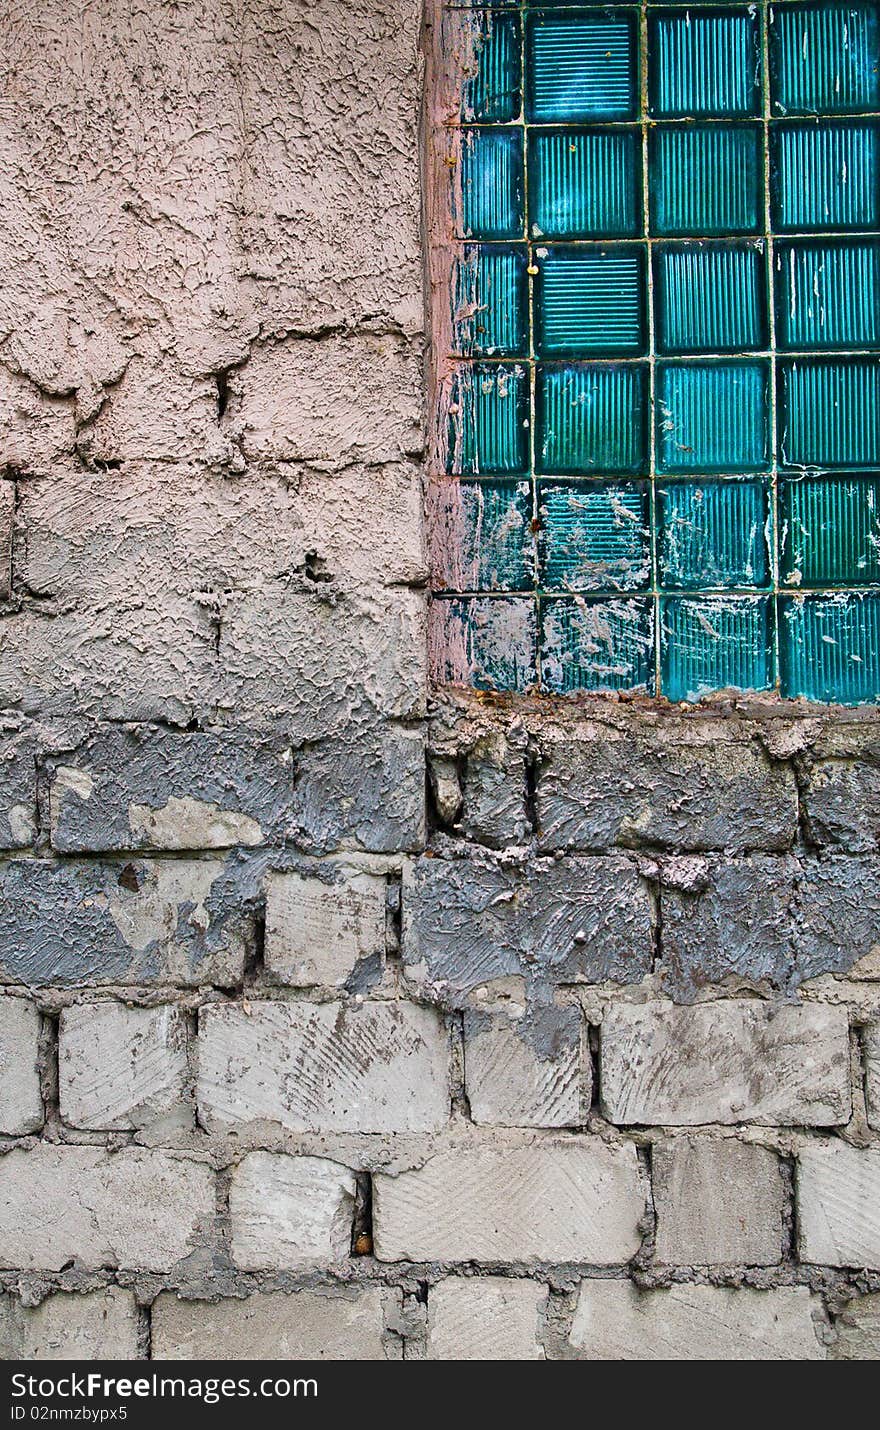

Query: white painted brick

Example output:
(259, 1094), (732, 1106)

(373, 1139), (643, 1265)
(864, 1021), (880, 1131)
(797, 1140), (880, 1270)
(427, 1277), (546, 1360)
(601, 1000), (850, 1127)
(0, 997), (42, 1134)
(59, 1002), (188, 1131)
(653, 1137), (784, 1266)
(830, 1293), (880, 1359)
(152, 1288), (398, 1361)
(0, 1146), (214, 1272)
(0, 1288), (138, 1360)
(198, 1000), (449, 1134)
(569, 1281), (824, 1360)
(265, 869), (386, 989)
(230, 1153), (356, 1270)
(464, 1013), (583, 1129)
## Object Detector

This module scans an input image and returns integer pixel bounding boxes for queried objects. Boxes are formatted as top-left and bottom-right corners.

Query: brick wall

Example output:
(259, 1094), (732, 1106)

(0, 0), (878, 1362)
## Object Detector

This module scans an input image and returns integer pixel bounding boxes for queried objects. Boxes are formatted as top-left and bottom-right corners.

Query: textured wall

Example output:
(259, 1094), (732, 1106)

(0, 0), (879, 1362)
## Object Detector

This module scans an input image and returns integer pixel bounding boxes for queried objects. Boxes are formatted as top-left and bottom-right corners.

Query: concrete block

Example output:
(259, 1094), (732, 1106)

(600, 1000), (851, 1127)
(797, 1141), (880, 1270)
(464, 1007), (583, 1128)
(0, 996), (42, 1134)
(427, 1277), (546, 1361)
(830, 1293), (880, 1359)
(58, 1002), (188, 1131)
(230, 1153), (356, 1270)
(0, 1288), (139, 1361)
(264, 869), (386, 989)
(151, 1288), (398, 1361)
(864, 1022), (880, 1131)
(653, 1137), (785, 1265)
(198, 1000), (449, 1134)
(289, 722), (426, 854)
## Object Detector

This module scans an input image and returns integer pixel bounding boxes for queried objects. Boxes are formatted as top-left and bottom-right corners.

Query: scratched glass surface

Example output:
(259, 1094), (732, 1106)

(440, 2), (880, 701)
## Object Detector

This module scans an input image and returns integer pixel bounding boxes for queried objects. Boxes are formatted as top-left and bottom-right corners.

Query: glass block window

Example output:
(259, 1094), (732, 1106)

(431, 1), (880, 702)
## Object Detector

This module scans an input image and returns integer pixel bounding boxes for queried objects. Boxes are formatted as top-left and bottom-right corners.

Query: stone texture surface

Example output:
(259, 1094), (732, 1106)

(803, 758), (880, 851)
(830, 1293), (880, 1359)
(198, 1000), (450, 1134)
(464, 1007), (584, 1128)
(601, 1000), (851, 1127)
(797, 1141), (880, 1270)
(0, 996), (42, 1134)
(230, 1153), (356, 1271)
(427, 1277), (546, 1360)
(152, 1288), (398, 1361)
(460, 733), (530, 848)
(404, 852), (652, 1000)
(264, 868), (386, 989)
(373, 1140), (644, 1265)
(0, 1288), (139, 1361)
(653, 1137), (785, 1266)
(569, 1281), (824, 1360)
(58, 1002), (189, 1131)
(0, 1146), (214, 1271)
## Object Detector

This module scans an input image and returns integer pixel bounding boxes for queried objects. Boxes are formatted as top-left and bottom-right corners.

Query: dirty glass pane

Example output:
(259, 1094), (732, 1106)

(438, 1), (880, 701)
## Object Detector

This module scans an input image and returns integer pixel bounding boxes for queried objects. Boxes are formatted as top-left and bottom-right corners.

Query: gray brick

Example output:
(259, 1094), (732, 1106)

(198, 999), (449, 1134)
(797, 1141), (880, 1270)
(58, 1002), (188, 1131)
(601, 1000), (851, 1127)
(264, 867), (386, 989)
(373, 1139), (643, 1264)
(289, 722), (425, 854)
(464, 1006), (583, 1128)
(460, 733), (529, 848)
(0, 996), (42, 1134)
(797, 855), (880, 981)
(830, 1293), (880, 1359)
(653, 1137), (785, 1266)
(0, 1289), (138, 1361)
(403, 853), (652, 1001)
(152, 1288), (399, 1360)
(803, 759), (880, 851)
(229, 1153), (356, 1270)
(0, 1146), (214, 1271)
(427, 1277), (546, 1360)
(536, 730), (797, 853)
(0, 857), (252, 987)
(0, 723), (38, 850)
(865, 1022), (880, 1132)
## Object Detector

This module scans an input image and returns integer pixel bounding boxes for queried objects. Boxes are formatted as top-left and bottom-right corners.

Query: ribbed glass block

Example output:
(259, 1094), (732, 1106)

(771, 122), (880, 232)
(650, 124), (764, 235)
(658, 479), (771, 589)
(649, 10), (762, 117)
(528, 128), (641, 238)
(780, 593), (880, 701)
(526, 12), (638, 122)
(448, 363), (530, 475)
(535, 246), (647, 356)
(431, 595), (537, 693)
(656, 361), (769, 474)
(461, 11), (522, 122)
(774, 240), (880, 350)
(537, 363), (648, 475)
(541, 596), (655, 693)
(770, 3), (880, 116)
(779, 358), (880, 468)
(539, 481), (651, 591)
(453, 246), (529, 357)
(654, 242), (767, 353)
(459, 128), (524, 239)
(439, 480), (535, 591)
(661, 596), (774, 698)
(780, 475), (880, 585)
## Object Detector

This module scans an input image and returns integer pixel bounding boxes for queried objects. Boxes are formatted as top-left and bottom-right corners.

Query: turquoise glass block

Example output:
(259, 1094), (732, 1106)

(541, 596), (655, 693)
(431, 596), (537, 693)
(771, 122), (880, 231)
(461, 11), (522, 122)
(650, 124), (763, 235)
(539, 481), (651, 592)
(537, 363), (648, 475)
(661, 596), (773, 698)
(658, 479), (771, 589)
(526, 12), (638, 122)
(441, 480), (535, 592)
(656, 361), (769, 474)
(780, 593), (880, 702)
(780, 475), (880, 585)
(453, 246), (529, 357)
(774, 240), (880, 350)
(649, 9), (762, 117)
(654, 242), (767, 353)
(448, 363), (530, 476)
(770, 3), (880, 116)
(459, 128), (524, 239)
(535, 246), (647, 357)
(779, 359), (880, 468)
(528, 128), (641, 238)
